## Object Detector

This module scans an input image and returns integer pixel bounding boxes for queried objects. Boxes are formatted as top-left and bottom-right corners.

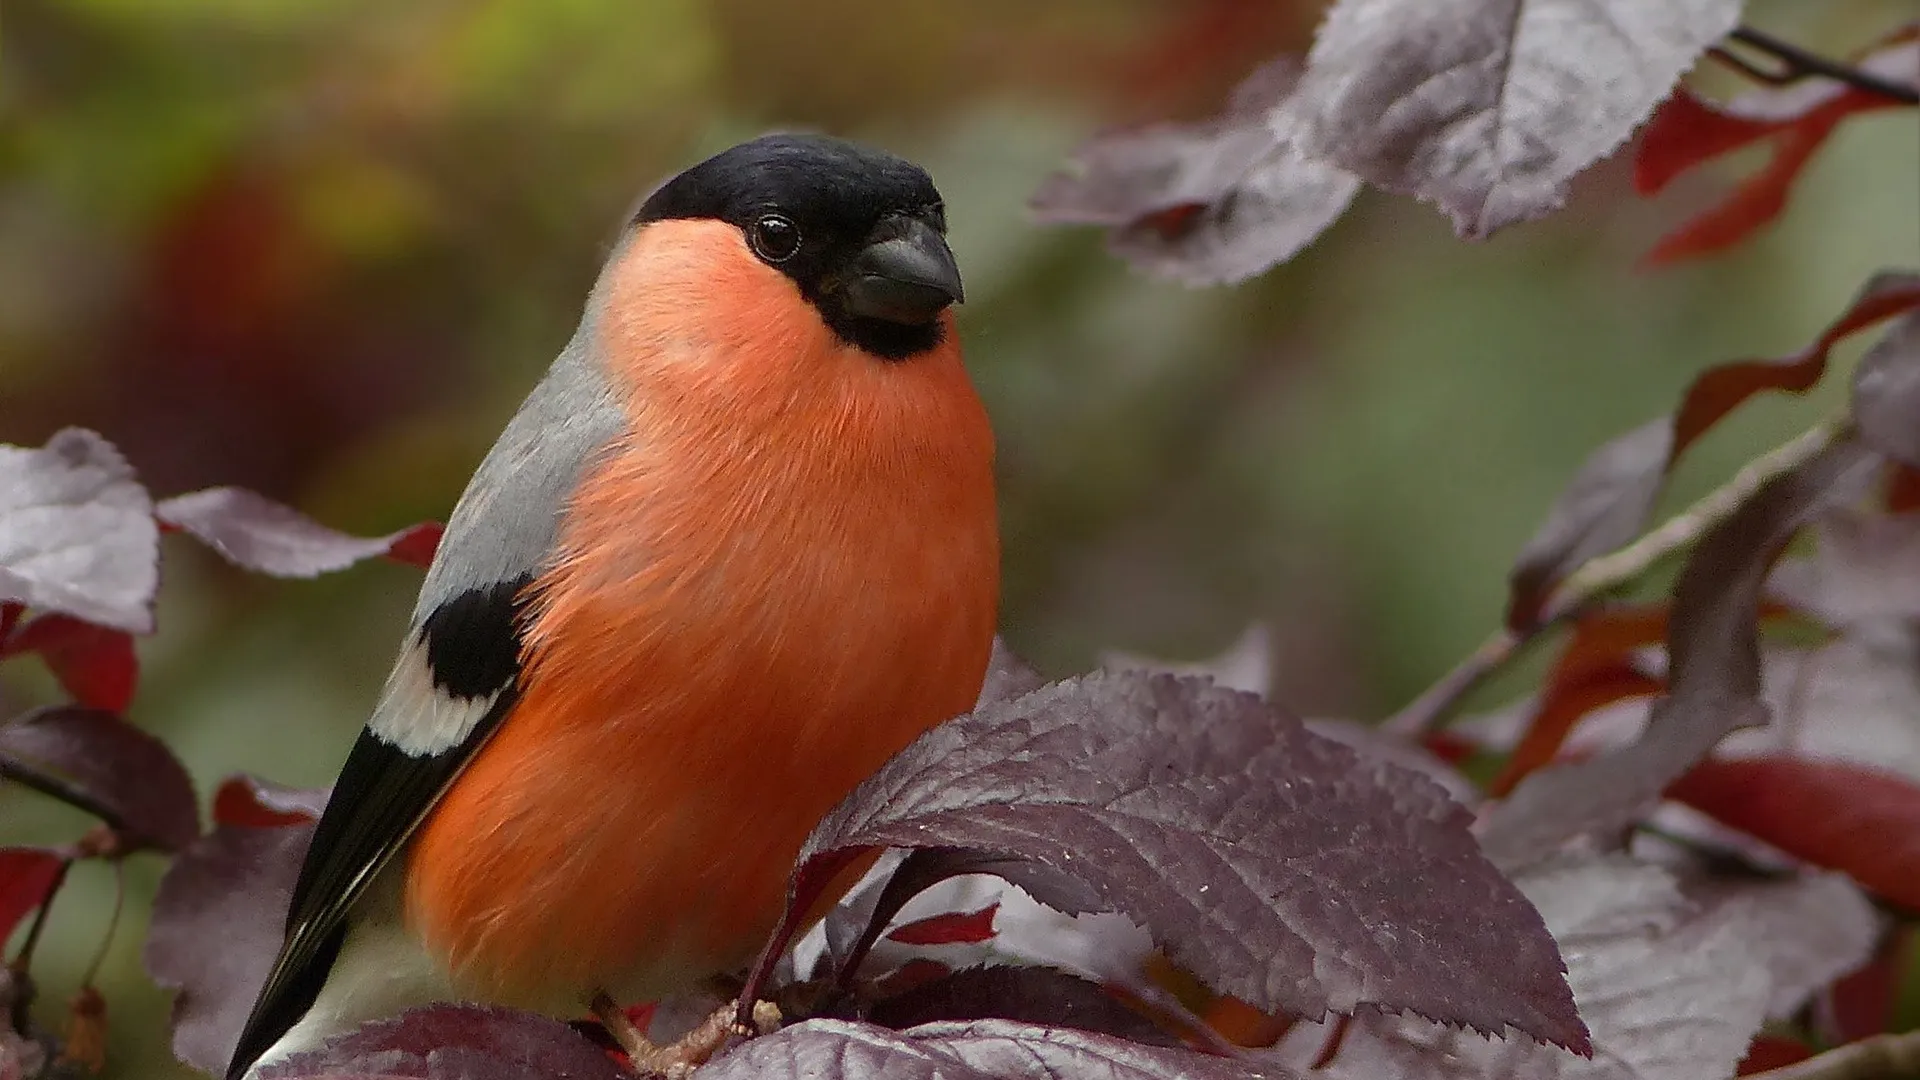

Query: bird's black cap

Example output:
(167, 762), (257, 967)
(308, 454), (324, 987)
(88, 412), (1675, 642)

(635, 133), (961, 360)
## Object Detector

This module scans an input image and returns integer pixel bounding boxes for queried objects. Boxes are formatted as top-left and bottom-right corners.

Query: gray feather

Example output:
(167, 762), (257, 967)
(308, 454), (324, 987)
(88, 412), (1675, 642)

(413, 331), (624, 622)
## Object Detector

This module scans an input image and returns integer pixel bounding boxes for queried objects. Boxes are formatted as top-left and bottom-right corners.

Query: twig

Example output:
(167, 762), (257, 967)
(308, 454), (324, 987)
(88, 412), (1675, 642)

(0, 759), (127, 835)
(1544, 419), (1842, 621)
(79, 860), (125, 990)
(1383, 628), (1518, 736)
(1711, 25), (1920, 105)
(7, 856), (71, 976)
(1384, 418), (1844, 735)
(1749, 1030), (1920, 1079)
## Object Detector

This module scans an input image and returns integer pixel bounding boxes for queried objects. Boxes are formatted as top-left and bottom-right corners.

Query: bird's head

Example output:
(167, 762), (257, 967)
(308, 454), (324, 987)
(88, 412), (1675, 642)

(627, 133), (963, 362)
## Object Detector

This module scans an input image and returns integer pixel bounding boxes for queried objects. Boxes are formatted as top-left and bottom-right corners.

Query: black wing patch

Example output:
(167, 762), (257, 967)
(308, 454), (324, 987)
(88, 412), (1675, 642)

(226, 575), (534, 1079)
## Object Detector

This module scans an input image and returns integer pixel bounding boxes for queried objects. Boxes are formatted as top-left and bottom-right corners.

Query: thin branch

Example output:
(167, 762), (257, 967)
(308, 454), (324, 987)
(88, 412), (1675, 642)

(1750, 1030), (1920, 1080)
(1383, 628), (1519, 736)
(1707, 44), (1801, 86)
(79, 859), (125, 990)
(7, 855), (71, 977)
(1544, 419), (1843, 621)
(1714, 25), (1920, 105)
(1384, 418), (1844, 735)
(0, 758), (127, 835)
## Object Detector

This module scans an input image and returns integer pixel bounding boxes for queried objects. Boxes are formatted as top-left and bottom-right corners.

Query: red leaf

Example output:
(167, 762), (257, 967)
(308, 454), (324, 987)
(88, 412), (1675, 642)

(886, 904), (999, 947)
(0, 847), (66, 944)
(1680, 273), (1920, 452)
(212, 775), (327, 828)
(1197, 996), (1290, 1049)
(1553, 602), (1673, 680)
(1738, 1035), (1814, 1074)
(1887, 464), (1920, 513)
(1635, 89), (1780, 194)
(157, 486), (442, 577)
(382, 521), (443, 569)
(1669, 756), (1920, 909)
(1490, 664), (1665, 798)
(1635, 33), (1918, 265)
(1420, 731), (1478, 766)
(1820, 924), (1908, 1044)
(1, 614), (138, 712)
(1491, 601), (1791, 796)
(0, 601), (21, 642)
(1641, 120), (1830, 266)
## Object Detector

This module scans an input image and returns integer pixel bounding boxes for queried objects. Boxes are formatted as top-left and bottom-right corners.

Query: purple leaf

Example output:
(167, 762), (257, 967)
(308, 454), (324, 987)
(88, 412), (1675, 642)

(866, 967), (1182, 1048)
(1479, 438), (1885, 869)
(1853, 310), (1920, 469)
(0, 429), (158, 633)
(146, 809), (315, 1073)
(1292, 860), (1879, 1080)
(0, 706), (198, 852)
(1287, 0), (1740, 237)
(1101, 623), (1273, 697)
(1685, 872), (1883, 1020)
(254, 1005), (628, 1080)
(1507, 419), (1672, 631)
(1769, 508), (1920, 632)
(1721, 639), (1920, 784)
(975, 638), (1046, 710)
(1032, 59), (1359, 285)
(1305, 719), (1480, 804)
(776, 672), (1587, 1051)
(157, 487), (442, 578)
(702, 1019), (1290, 1080)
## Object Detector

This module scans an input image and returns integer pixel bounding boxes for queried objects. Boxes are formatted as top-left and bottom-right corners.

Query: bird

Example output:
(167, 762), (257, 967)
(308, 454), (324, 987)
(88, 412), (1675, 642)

(226, 132), (1000, 1078)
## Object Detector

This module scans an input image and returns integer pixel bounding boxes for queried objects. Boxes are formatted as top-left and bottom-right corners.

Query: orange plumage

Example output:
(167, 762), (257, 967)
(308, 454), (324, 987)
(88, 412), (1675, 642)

(403, 218), (1000, 1010)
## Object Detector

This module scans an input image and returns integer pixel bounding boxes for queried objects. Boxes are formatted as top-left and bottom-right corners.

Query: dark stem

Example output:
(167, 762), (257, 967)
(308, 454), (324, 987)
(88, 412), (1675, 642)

(1715, 25), (1920, 105)
(0, 758), (127, 834)
(8, 856), (71, 975)
(79, 860), (125, 989)
(1383, 628), (1521, 736)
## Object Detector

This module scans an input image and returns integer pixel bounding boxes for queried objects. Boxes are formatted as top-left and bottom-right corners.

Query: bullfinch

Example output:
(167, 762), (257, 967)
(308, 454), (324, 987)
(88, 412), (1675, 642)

(226, 133), (1000, 1078)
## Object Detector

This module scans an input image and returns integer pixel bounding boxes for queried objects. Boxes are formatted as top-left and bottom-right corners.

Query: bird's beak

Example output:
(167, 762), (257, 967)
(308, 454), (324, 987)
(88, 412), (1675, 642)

(839, 216), (964, 325)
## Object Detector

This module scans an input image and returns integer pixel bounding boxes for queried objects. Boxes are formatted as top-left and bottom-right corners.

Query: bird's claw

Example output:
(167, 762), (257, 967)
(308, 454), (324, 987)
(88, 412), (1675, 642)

(592, 991), (781, 1078)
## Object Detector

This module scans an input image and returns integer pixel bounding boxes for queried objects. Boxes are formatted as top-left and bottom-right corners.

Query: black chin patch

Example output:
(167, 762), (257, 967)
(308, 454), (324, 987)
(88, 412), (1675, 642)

(817, 307), (946, 361)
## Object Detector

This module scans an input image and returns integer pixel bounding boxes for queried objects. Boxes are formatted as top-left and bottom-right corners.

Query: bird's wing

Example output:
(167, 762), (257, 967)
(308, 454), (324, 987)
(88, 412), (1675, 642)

(226, 332), (626, 1078)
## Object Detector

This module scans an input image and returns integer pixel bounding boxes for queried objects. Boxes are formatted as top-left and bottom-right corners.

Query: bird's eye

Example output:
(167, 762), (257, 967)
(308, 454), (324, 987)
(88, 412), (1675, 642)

(749, 214), (801, 263)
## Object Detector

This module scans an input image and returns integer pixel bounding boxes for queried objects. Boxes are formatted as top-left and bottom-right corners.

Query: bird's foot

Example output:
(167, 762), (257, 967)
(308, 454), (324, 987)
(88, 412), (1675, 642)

(591, 992), (781, 1079)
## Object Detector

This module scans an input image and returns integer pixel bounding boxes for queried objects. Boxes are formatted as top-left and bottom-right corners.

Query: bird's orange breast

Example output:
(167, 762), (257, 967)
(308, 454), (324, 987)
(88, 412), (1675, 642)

(402, 219), (999, 1011)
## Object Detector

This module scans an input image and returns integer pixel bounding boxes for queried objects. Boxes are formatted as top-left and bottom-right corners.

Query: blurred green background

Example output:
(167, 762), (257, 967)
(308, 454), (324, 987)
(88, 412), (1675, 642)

(1, 0), (1914, 1076)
